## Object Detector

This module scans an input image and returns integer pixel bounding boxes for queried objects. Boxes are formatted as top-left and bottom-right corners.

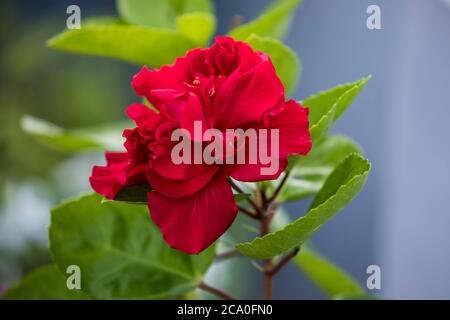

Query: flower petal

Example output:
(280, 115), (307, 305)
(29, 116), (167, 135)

(216, 61), (284, 129)
(264, 100), (312, 159)
(146, 164), (219, 198)
(131, 66), (186, 109)
(105, 151), (128, 166)
(180, 93), (209, 141)
(227, 158), (288, 182)
(228, 100), (312, 182)
(148, 172), (238, 254)
(89, 152), (129, 199)
(208, 69), (240, 126)
(152, 136), (210, 180)
(126, 103), (159, 126)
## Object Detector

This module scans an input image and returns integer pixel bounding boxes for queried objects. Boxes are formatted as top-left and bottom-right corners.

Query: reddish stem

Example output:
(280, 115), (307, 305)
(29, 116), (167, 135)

(270, 170), (291, 202)
(237, 205), (259, 219)
(229, 179), (263, 217)
(260, 202), (273, 300)
(215, 249), (241, 262)
(199, 282), (238, 300)
(266, 248), (300, 277)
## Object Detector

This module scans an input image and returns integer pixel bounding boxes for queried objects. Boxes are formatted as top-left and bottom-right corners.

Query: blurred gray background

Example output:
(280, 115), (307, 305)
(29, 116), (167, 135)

(1, 0), (449, 299)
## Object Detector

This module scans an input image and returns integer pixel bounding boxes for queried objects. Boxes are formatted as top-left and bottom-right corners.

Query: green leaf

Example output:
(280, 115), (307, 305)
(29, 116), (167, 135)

(117, 0), (177, 28)
(2, 265), (90, 300)
(116, 0), (214, 28)
(333, 292), (379, 300)
(246, 34), (300, 96)
(49, 193), (215, 299)
(47, 18), (195, 67)
(303, 76), (371, 141)
(102, 185), (153, 205)
(179, 0), (214, 13)
(176, 12), (216, 46)
(116, 0), (215, 46)
(278, 135), (361, 202)
(294, 246), (364, 298)
(21, 115), (127, 153)
(233, 193), (252, 203)
(236, 154), (371, 259)
(229, 0), (302, 40)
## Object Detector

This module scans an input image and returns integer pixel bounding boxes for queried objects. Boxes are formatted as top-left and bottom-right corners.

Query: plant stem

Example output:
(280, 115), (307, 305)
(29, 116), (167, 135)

(237, 205), (259, 219)
(266, 248), (300, 277)
(263, 267), (273, 300)
(229, 178), (294, 300)
(199, 281), (238, 300)
(269, 170), (291, 203)
(266, 202), (280, 226)
(229, 179), (263, 217)
(228, 178), (245, 194)
(260, 203), (273, 300)
(215, 249), (241, 262)
(261, 189), (268, 208)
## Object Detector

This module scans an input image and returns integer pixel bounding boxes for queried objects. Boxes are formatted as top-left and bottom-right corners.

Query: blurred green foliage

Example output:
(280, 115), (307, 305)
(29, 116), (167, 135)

(0, 2), (136, 284)
(0, 3), (135, 195)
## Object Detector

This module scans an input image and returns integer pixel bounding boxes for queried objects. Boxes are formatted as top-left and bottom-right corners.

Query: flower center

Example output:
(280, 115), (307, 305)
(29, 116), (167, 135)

(192, 76), (201, 86)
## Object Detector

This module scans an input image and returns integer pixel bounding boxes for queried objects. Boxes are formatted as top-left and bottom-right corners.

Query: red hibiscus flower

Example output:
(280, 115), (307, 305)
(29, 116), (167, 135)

(90, 36), (312, 254)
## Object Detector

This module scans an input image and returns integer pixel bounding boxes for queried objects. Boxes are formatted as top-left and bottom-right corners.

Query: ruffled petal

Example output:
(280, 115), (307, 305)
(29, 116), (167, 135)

(126, 103), (159, 127)
(180, 93), (209, 141)
(105, 151), (128, 166)
(89, 152), (129, 199)
(90, 151), (148, 199)
(264, 100), (312, 159)
(152, 136), (211, 180)
(148, 172), (238, 254)
(216, 61), (284, 129)
(227, 100), (311, 182)
(131, 66), (186, 109)
(208, 69), (240, 126)
(146, 164), (219, 198)
(227, 158), (288, 182)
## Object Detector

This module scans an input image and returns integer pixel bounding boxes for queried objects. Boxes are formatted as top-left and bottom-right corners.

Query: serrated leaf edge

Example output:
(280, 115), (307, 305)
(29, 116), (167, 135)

(236, 153), (371, 259)
(306, 75), (371, 135)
